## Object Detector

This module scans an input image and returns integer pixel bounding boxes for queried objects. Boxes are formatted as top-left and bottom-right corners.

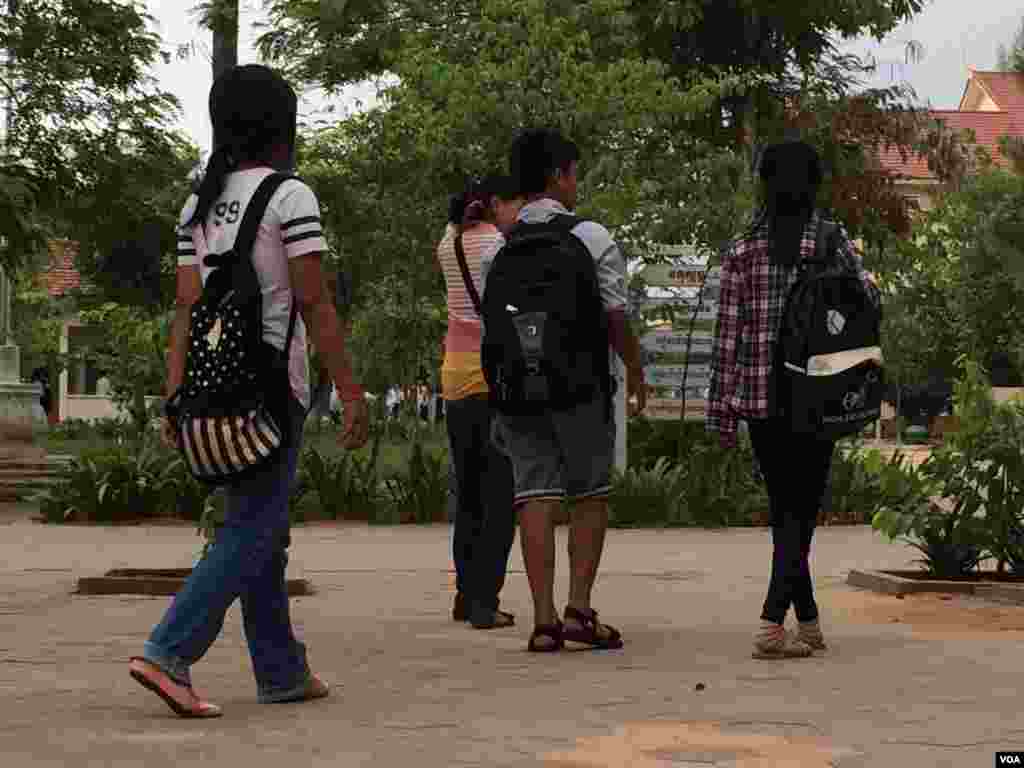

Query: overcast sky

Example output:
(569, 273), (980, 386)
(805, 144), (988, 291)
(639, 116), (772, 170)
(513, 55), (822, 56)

(148, 0), (1023, 156)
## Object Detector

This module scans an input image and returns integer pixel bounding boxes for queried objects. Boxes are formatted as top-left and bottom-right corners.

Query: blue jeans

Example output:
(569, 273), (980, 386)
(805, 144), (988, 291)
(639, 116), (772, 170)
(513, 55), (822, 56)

(143, 397), (310, 703)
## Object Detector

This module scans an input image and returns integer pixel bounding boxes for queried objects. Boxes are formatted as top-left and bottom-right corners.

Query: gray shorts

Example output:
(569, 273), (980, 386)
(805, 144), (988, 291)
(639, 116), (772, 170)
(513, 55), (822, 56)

(491, 396), (615, 507)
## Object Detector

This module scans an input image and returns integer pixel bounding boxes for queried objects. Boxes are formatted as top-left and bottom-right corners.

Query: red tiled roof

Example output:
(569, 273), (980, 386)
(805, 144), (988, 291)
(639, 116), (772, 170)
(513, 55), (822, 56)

(970, 70), (1024, 124)
(876, 110), (1019, 180)
(39, 240), (81, 298)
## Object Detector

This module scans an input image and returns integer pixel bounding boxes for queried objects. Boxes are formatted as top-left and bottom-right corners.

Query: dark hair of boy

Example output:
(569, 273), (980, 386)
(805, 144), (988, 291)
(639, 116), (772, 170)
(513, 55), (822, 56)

(188, 64), (299, 228)
(509, 129), (580, 198)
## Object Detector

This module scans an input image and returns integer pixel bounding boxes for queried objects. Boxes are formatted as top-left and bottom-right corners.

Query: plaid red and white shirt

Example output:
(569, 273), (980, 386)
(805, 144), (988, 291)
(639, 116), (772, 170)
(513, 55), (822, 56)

(706, 211), (880, 441)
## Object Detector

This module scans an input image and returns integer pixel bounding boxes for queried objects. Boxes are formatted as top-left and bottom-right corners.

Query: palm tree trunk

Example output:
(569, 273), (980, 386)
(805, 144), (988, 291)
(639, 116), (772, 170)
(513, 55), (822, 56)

(208, 0), (239, 150)
(210, 0), (239, 82)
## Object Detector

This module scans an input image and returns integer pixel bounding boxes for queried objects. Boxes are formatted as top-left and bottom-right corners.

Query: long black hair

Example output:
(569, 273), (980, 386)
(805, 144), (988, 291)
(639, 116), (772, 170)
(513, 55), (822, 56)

(747, 140), (823, 267)
(187, 64), (299, 228)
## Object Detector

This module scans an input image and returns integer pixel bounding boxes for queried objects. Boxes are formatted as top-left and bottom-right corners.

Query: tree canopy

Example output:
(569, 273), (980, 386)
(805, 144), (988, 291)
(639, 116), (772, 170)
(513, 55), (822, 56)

(881, 165), (1024, 389)
(0, 0), (198, 273)
(996, 14), (1024, 73)
(269, 0), (962, 261)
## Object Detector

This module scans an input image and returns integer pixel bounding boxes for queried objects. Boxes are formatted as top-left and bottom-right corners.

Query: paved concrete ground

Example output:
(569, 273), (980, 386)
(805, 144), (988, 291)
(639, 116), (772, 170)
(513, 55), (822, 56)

(2, 510), (1023, 767)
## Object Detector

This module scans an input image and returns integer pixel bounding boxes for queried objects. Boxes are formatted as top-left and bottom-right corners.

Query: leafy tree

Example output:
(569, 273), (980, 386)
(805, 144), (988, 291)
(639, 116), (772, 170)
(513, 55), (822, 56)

(266, 0), (979, 422)
(881, 166), (1024, 401)
(298, 109), (451, 397)
(10, 256), (65, 377)
(0, 0), (191, 273)
(264, 0), (952, 257)
(74, 301), (170, 431)
(996, 15), (1024, 73)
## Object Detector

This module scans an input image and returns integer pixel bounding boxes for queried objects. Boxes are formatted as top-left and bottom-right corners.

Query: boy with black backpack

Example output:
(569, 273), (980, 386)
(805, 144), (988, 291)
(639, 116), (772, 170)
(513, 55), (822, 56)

(480, 128), (646, 653)
(707, 140), (881, 660)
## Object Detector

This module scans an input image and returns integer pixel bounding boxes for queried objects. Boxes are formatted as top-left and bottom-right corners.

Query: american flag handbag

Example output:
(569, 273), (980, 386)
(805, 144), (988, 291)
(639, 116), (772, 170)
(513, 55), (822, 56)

(167, 173), (299, 485)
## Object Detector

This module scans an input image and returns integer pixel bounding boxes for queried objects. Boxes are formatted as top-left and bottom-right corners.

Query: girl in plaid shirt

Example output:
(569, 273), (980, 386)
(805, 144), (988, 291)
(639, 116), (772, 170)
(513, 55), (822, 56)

(708, 141), (879, 659)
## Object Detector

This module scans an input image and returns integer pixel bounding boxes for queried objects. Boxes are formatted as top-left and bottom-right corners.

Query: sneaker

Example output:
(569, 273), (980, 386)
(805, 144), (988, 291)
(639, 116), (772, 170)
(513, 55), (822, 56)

(752, 622), (813, 660)
(796, 619), (827, 651)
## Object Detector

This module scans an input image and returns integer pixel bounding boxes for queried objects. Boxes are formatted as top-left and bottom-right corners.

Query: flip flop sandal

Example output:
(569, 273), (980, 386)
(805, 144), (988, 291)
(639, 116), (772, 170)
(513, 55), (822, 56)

(527, 620), (564, 653)
(562, 606), (624, 650)
(128, 657), (222, 718)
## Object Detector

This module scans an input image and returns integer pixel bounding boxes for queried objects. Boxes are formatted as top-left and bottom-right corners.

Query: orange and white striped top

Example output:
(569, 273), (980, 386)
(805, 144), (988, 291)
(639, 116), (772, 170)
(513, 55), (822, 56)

(436, 222), (503, 401)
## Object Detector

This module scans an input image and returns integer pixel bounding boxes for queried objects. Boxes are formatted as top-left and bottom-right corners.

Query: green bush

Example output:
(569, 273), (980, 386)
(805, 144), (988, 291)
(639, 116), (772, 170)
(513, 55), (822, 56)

(871, 356), (1024, 577)
(31, 441), (175, 523)
(627, 417), (709, 469)
(828, 443), (917, 524)
(609, 458), (689, 527)
(299, 440), (383, 521)
(160, 454), (216, 522)
(623, 418), (767, 526)
(50, 418), (94, 441)
(195, 490), (226, 557)
(941, 358), (1024, 573)
(48, 416), (145, 444)
(382, 441), (449, 524)
(872, 450), (987, 578)
(681, 439), (767, 527)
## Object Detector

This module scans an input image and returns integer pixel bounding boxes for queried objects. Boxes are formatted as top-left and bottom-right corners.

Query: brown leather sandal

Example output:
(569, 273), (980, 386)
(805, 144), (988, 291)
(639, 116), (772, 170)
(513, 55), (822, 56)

(562, 605), (624, 650)
(527, 620), (564, 652)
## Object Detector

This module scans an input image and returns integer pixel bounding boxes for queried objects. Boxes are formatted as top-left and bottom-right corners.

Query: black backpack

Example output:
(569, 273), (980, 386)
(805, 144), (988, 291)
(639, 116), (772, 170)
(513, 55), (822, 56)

(473, 215), (613, 418)
(167, 173), (300, 485)
(770, 217), (884, 440)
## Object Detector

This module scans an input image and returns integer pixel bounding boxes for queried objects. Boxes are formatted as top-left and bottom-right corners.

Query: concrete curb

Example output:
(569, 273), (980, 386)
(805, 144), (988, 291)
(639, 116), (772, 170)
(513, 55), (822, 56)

(76, 568), (315, 597)
(847, 569), (975, 596)
(848, 568), (1024, 604)
(975, 583), (1024, 606)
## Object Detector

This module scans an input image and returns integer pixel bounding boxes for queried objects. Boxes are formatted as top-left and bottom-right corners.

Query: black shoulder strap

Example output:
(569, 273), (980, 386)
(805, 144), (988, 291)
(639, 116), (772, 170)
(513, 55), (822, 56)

(813, 217), (839, 267)
(204, 172), (302, 386)
(453, 231), (482, 316)
(549, 213), (583, 233)
(204, 172), (298, 270)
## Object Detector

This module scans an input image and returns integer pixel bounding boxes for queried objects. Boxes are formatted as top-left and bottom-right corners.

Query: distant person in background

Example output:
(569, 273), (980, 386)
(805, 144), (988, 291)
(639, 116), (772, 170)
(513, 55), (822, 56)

(29, 367), (52, 419)
(385, 386), (401, 420)
(434, 391), (445, 424)
(438, 173), (524, 629)
(417, 385), (430, 421)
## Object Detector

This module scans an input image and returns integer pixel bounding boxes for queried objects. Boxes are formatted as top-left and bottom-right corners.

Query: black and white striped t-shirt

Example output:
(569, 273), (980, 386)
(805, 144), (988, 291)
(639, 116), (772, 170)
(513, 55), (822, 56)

(176, 168), (329, 409)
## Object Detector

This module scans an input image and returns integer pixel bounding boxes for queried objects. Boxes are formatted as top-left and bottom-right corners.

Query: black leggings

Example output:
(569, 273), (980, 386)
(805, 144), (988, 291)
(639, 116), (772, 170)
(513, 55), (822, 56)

(748, 419), (835, 624)
(446, 395), (515, 614)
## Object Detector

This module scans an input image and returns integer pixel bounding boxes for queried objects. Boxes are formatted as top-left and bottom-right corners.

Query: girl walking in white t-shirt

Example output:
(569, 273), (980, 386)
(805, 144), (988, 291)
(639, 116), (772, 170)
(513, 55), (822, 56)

(129, 64), (368, 718)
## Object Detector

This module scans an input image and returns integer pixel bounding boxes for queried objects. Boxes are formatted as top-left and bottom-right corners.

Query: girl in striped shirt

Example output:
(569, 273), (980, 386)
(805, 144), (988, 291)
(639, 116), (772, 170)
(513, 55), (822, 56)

(438, 175), (523, 629)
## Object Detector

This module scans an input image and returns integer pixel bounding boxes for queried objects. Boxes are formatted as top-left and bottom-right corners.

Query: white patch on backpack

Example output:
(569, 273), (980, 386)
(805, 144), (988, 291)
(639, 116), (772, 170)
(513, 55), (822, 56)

(842, 389), (866, 412)
(206, 317), (223, 350)
(826, 309), (846, 336)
